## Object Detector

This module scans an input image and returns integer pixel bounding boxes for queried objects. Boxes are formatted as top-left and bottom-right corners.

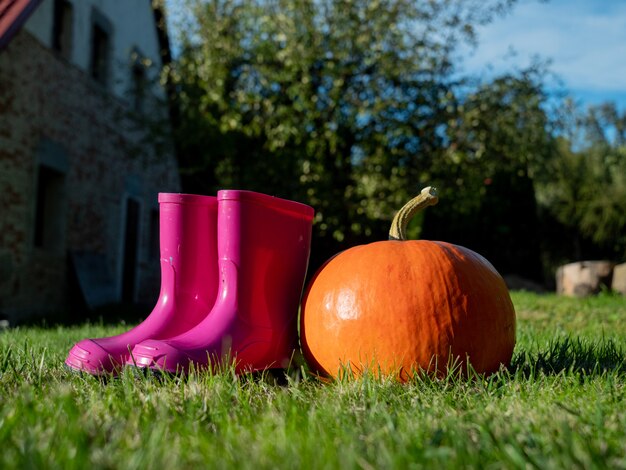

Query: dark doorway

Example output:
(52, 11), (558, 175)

(122, 198), (140, 302)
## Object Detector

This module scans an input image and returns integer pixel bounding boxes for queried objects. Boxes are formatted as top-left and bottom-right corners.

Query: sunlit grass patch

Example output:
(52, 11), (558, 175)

(0, 292), (625, 468)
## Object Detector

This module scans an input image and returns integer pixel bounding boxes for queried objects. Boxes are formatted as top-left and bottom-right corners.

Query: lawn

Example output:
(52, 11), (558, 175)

(0, 292), (625, 469)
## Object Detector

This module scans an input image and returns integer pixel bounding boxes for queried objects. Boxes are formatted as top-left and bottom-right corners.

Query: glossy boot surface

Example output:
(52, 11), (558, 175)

(65, 193), (218, 375)
(129, 190), (314, 374)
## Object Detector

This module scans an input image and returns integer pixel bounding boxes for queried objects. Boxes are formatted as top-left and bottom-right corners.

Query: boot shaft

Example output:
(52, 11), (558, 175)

(158, 193), (218, 296)
(216, 190), (314, 327)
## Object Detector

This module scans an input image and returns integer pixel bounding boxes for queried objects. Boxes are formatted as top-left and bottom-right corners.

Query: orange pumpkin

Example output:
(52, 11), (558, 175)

(300, 187), (516, 380)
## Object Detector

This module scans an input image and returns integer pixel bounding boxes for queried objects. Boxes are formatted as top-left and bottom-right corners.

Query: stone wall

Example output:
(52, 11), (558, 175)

(0, 31), (180, 322)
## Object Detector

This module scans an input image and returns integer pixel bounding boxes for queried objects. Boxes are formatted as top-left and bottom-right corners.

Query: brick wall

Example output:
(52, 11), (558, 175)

(0, 31), (181, 322)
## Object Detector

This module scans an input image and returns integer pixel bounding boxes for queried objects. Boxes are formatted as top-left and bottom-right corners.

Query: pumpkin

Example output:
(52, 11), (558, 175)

(300, 187), (516, 380)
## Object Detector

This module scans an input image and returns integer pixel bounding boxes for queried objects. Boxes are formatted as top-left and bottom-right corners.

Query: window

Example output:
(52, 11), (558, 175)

(52, 0), (73, 60)
(90, 10), (112, 87)
(91, 24), (109, 85)
(131, 60), (147, 113)
(34, 165), (66, 250)
(129, 48), (152, 113)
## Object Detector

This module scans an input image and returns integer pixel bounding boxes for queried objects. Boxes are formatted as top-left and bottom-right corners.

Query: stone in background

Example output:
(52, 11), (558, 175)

(611, 263), (626, 295)
(556, 261), (614, 297)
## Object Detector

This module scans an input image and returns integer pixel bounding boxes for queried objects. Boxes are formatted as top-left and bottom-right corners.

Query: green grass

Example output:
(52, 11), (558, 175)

(1, 292), (625, 469)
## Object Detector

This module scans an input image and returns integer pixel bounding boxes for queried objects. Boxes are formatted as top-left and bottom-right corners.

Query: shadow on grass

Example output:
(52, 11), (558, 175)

(13, 302), (153, 329)
(509, 336), (625, 377)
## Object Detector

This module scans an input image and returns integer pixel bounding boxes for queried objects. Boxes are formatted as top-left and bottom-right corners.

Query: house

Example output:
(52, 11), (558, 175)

(0, 0), (181, 323)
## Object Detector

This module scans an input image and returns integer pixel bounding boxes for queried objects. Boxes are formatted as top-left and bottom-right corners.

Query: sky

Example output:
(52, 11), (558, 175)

(461, 0), (626, 110)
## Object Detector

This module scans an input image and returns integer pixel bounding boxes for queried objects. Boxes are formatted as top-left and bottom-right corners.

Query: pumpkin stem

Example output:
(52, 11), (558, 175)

(389, 186), (439, 241)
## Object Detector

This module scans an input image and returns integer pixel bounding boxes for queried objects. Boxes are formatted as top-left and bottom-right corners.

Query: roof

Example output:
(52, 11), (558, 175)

(0, 0), (42, 50)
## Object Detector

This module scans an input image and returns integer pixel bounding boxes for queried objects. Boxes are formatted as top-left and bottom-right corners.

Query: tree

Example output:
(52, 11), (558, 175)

(168, 0), (518, 268)
(537, 102), (626, 263)
(422, 67), (556, 280)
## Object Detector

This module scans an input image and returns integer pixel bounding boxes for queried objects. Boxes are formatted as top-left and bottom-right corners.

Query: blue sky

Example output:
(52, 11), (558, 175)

(462, 0), (626, 110)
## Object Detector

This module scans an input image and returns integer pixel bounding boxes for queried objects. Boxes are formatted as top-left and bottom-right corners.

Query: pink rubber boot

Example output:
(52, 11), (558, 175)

(128, 190), (314, 374)
(65, 193), (218, 375)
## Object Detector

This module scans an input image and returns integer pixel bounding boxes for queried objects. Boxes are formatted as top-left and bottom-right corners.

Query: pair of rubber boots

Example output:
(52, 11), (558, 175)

(65, 190), (314, 375)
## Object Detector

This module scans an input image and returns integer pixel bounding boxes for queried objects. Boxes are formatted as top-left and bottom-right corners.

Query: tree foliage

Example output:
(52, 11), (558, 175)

(537, 102), (626, 261)
(169, 0), (520, 266)
(422, 67), (555, 279)
(166, 0), (626, 280)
